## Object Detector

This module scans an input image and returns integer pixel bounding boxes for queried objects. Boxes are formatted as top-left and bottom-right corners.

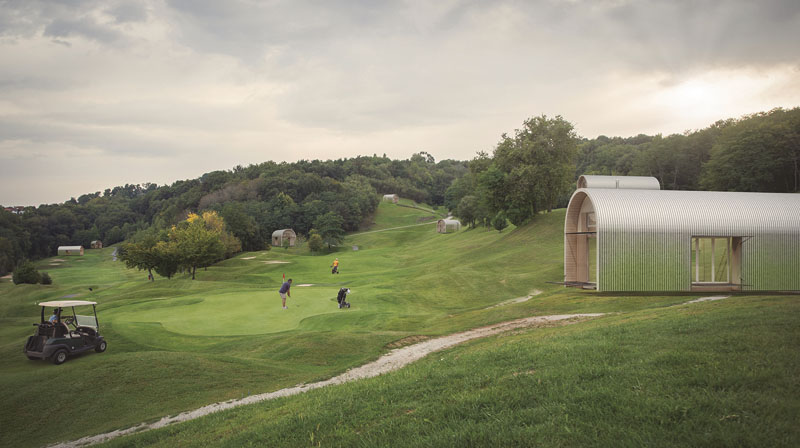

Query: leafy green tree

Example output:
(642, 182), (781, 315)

(170, 214), (225, 280)
(119, 236), (160, 281)
(314, 212), (345, 249)
(456, 195), (480, 228)
(701, 108), (800, 192)
(307, 230), (323, 254)
(40, 272), (53, 285)
(492, 212), (508, 232)
(152, 241), (180, 279)
(491, 115), (579, 224)
(12, 260), (41, 285)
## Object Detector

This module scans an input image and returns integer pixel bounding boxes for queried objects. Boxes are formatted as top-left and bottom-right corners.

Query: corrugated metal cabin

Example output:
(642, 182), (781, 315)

(437, 219), (461, 233)
(57, 246), (84, 256)
(382, 194), (399, 203)
(565, 175), (800, 292)
(272, 229), (297, 247)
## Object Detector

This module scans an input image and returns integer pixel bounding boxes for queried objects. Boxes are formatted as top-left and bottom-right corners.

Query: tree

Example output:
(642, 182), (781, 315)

(701, 108), (800, 192)
(307, 230), (323, 254)
(12, 261), (41, 285)
(170, 214), (225, 280)
(314, 212), (345, 249)
(152, 241), (180, 279)
(119, 236), (160, 281)
(491, 115), (579, 224)
(492, 212), (508, 232)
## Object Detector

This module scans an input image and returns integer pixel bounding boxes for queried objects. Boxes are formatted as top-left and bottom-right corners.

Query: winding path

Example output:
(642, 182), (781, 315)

(49, 295), (732, 447)
(49, 313), (603, 447)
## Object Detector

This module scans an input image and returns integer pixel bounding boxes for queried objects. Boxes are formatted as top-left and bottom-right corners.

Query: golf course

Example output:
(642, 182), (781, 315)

(1, 201), (798, 447)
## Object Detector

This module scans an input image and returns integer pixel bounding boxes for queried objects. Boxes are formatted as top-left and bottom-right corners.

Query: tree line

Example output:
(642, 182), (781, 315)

(2, 108), (797, 276)
(447, 107), (800, 229)
(0, 154), (467, 275)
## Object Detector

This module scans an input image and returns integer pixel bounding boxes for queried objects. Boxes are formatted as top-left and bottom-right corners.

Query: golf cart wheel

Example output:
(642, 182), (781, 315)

(95, 341), (107, 353)
(51, 349), (68, 365)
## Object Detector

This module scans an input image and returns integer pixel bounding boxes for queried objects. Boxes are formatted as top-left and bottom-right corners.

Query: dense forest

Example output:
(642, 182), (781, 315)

(1, 107), (798, 276)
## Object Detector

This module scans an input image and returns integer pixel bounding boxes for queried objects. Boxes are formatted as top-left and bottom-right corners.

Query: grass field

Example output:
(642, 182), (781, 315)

(0, 201), (798, 447)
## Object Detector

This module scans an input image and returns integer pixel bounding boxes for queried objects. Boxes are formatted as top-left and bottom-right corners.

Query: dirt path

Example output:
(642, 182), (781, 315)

(486, 289), (543, 309)
(349, 220), (439, 236)
(49, 313), (604, 448)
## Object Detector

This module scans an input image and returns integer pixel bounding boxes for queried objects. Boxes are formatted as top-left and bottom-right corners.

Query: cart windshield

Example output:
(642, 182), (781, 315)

(75, 314), (98, 329)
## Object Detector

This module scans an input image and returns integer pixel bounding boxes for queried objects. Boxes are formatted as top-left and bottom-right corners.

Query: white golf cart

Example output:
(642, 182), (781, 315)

(24, 300), (107, 365)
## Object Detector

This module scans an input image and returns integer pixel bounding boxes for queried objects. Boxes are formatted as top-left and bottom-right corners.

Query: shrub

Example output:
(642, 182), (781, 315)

(492, 212), (509, 232)
(40, 272), (53, 285)
(12, 261), (41, 285)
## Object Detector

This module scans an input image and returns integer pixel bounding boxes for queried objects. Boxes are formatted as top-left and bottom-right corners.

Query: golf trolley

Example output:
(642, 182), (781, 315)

(24, 300), (107, 365)
(337, 288), (351, 309)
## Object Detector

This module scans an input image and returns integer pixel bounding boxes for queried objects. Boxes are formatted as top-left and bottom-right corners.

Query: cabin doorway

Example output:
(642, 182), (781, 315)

(690, 236), (742, 291)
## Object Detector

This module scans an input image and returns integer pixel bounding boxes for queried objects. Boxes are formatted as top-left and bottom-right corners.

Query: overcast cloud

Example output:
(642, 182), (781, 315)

(1, 0), (799, 205)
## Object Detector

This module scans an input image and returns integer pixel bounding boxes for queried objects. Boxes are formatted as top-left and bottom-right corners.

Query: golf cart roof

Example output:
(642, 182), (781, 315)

(39, 300), (97, 307)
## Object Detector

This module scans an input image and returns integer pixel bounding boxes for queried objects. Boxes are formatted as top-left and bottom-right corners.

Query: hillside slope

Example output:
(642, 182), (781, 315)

(2, 201), (796, 447)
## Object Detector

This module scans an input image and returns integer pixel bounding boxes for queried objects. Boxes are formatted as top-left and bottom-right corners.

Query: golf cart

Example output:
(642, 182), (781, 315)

(24, 300), (107, 365)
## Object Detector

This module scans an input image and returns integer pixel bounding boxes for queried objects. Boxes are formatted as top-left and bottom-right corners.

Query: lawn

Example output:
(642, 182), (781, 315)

(0, 201), (797, 447)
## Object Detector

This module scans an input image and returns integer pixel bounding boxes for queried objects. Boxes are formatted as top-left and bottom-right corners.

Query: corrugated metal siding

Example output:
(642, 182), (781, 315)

(577, 175), (660, 190)
(565, 189), (800, 292)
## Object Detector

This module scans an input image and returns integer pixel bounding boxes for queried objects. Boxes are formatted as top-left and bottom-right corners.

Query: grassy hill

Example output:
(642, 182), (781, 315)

(0, 201), (797, 447)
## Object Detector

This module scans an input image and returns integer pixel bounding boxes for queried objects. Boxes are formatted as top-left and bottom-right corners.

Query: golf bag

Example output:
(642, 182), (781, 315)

(331, 265), (338, 274)
(337, 288), (351, 309)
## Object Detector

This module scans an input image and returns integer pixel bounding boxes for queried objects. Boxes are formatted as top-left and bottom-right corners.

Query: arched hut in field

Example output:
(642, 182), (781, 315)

(90, 240), (103, 249)
(272, 229), (297, 247)
(58, 246), (84, 256)
(437, 219), (461, 234)
(382, 194), (399, 203)
(565, 175), (800, 292)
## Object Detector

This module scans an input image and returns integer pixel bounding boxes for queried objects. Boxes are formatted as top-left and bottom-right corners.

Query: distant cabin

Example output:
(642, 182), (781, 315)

(437, 219), (461, 233)
(382, 194), (399, 203)
(58, 246), (84, 256)
(272, 229), (297, 247)
(90, 240), (103, 249)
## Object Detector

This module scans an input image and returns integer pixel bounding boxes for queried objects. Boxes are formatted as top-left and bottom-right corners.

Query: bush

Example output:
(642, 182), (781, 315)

(40, 272), (53, 285)
(308, 231), (324, 253)
(12, 261), (41, 285)
(492, 212), (509, 232)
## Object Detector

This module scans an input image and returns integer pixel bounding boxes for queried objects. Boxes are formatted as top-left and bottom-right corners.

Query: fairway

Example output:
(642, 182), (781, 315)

(1, 201), (798, 448)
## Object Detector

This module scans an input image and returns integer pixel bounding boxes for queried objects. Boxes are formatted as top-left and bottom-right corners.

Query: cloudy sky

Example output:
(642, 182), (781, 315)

(1, 0), (799, 205)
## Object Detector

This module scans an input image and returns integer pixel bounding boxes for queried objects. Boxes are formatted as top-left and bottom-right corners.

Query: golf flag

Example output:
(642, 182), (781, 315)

(283, 273), (285, 281)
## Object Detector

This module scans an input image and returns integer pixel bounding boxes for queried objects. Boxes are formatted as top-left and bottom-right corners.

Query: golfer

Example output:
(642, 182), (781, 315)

(331, 258), (339, 274)
(279, 278), (292, 309)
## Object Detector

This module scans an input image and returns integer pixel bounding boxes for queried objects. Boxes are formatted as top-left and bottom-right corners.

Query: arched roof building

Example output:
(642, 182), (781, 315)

(565, 177), (800, 292)
(437, 219), (461, 233)
(271, 229), (297, 247)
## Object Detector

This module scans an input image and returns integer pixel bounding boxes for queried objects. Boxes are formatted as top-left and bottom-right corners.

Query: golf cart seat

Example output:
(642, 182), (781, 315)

(54, 324), (69, 338)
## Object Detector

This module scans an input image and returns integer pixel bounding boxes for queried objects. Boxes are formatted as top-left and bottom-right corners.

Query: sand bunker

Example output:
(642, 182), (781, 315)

(295, 284), (314, 287)
(262, 261), (290, 264)
(52, 259), (66, 262)
(241, 257), (256, 260)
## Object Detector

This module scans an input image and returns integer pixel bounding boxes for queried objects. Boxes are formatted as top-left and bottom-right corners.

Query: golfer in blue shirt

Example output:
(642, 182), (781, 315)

(279, 279), (292, 309)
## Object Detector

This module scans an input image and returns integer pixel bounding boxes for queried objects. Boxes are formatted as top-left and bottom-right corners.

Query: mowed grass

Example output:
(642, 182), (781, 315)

(101, 295), (800, 448)
(0, 201), (797, 447)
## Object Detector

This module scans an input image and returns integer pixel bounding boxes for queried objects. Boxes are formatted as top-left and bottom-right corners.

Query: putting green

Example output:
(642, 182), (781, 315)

(109, 287), (351, 336)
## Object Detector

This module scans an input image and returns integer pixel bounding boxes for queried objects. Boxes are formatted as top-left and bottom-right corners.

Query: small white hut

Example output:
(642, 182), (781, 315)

(382, 194), (399, 203)
(58, 246), (84, 256)
(272, 229), (297, 247)
(90, 240), (103, 249)
(437, 219), (461, 234)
